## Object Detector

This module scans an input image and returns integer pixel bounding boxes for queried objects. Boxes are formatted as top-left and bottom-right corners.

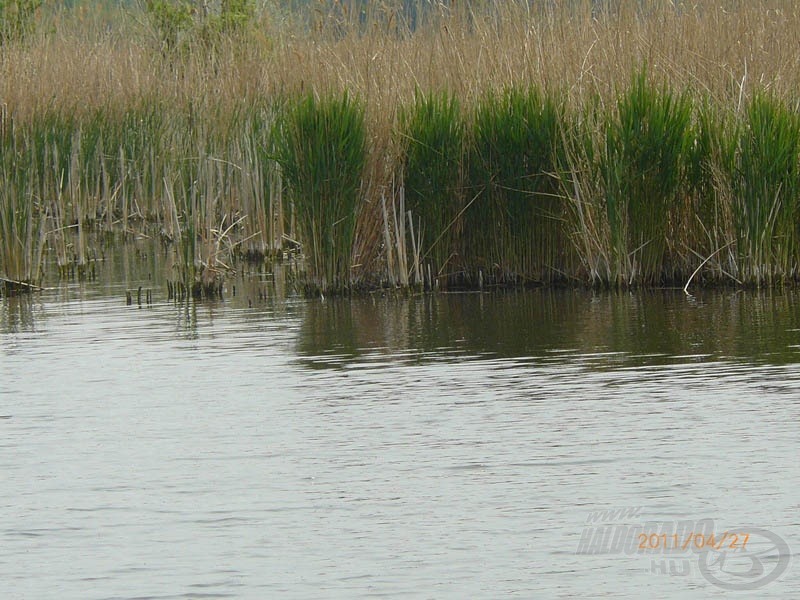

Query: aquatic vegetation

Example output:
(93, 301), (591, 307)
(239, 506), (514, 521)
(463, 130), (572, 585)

(600, 71), (693, 285)
(466, 86), (568, 285)
(0, 110), (79, 286)
(0, 0), (41, 45)
(0, 136), (46, 293)
(276, 93), (366, 294)
(732, 94), (800, 285)
(681, 100), (736, 281)
(399, 91), (464, 288)
(560, 97), (617, 285)
(2, 1), (800, 294)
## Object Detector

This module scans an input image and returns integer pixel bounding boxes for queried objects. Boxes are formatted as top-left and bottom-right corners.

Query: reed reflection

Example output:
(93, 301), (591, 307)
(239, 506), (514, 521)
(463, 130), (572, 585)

(295, 289), (800, 368)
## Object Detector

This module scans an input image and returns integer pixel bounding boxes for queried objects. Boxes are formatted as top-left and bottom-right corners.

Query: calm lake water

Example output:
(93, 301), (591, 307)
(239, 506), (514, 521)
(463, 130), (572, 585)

(1, 246), (798, 599)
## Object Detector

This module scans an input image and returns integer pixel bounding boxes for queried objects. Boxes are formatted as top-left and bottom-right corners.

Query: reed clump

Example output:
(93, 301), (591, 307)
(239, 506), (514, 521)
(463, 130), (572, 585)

(276, 93), (366, 295)
(399, 91), (464, 289)
(466, 86), (568, 286)
(2, 1), (800, 295)
(731, 94), (800, 285)
(601, 71), (693, 285)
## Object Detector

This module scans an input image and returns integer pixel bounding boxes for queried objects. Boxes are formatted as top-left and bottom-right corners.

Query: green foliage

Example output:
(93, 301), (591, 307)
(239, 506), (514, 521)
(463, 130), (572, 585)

(400, 91), (465, 280)
(0, 0), (41, 44)
(733, 93), (800, 283)
(602, 71), (693, 284)
(683, 99), (738, 276)
(143, 0), (256, 52)
(559, 97), (615, 285)
(466, 86), (566, 283)
(277, 93), (366, 294)
(215, 0), (255, 32)
(6, 77), (800, 294)
(0, 111), (66, 284)
(144, 0), (193, 51)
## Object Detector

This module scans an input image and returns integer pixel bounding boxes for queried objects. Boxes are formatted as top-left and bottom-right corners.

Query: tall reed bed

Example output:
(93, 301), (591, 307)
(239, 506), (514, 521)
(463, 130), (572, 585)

(2, 1), (800, 294)
(681, 100), (738, 282)
(3, 76), (800, 294)
(0, 110), (81, 284)
(158, 105), (281, 297)
(0, 99), (284, 296)
(0, 110), (46, 292)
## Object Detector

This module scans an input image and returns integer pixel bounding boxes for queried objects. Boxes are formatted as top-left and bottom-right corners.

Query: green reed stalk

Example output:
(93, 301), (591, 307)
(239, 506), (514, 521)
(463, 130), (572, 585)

(107, 107), (166, 227)
(277, 93), (366, 294)
(732, 93), (800, 285)
(682, 99), (739, 283)
(602, 70), (693, 285)
(400, 91), (464, 285)
(556, 97), (604, 285)
(17, 112), (77, 276)
(0, 111), (50, 289)
(232, 106), (279, 259)
(466, 86), (567, 284)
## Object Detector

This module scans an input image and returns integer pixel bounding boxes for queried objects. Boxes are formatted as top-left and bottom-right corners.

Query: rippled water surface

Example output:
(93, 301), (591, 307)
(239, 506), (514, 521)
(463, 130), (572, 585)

(1, 257), (799, 599)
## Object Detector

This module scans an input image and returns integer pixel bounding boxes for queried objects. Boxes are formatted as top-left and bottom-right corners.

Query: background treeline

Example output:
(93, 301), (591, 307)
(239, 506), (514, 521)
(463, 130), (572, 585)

(2, 1), (800, 295)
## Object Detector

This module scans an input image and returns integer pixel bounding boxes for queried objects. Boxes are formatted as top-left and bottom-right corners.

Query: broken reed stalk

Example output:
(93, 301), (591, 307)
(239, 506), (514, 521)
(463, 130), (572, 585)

(393, 185), (409, 287)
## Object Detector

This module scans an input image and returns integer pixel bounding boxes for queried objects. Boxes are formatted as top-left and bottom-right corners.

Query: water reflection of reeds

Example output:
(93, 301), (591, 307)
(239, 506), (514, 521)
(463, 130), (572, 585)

(0, 294), (43, 334)
(296, 290), (800, 368)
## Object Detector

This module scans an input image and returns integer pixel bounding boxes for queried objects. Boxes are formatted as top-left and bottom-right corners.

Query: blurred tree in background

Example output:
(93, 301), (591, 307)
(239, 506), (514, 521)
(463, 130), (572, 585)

(143, 0), (256, 51)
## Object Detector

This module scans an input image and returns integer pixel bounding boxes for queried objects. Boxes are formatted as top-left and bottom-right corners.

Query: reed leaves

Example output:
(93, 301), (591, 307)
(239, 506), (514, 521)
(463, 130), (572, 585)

(400, 91), (464, 285)
(602, 72), (693, 285)
(4, 81), (800, 295)
(466, 87), (567, 284)
(277, 93), (366, 294)
(733, 94), (800, 284)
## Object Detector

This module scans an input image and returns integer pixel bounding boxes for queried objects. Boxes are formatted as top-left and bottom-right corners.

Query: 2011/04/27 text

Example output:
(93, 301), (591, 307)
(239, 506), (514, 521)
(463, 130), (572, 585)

(638, 532), (750, 551)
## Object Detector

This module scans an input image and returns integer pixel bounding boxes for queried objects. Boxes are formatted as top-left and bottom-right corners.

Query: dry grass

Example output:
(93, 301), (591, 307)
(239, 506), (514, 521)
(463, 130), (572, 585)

(5, 1), (798, 122)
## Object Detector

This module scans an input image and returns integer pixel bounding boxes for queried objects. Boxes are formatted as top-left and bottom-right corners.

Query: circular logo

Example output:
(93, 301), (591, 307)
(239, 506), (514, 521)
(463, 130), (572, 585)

(698, 527), (791, 591)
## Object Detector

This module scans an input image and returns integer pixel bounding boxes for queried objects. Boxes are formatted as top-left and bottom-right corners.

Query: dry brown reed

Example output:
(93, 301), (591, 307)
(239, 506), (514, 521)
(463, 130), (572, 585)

(5, 2), (797, 128)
